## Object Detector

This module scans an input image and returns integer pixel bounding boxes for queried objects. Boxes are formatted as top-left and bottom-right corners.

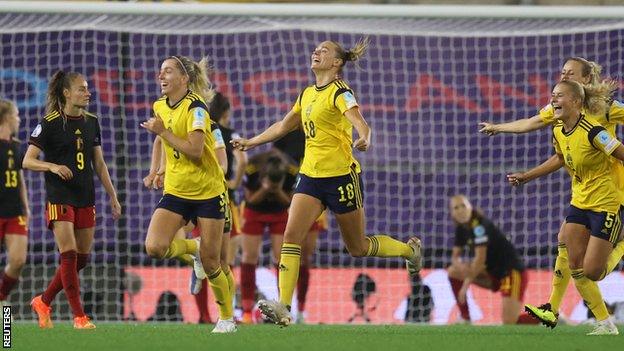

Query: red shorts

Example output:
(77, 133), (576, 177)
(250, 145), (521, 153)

(491, 269), (528, 301)
(46, 203), (96, 230)
(0, 216), (28, 237)
(241, 207), (288, 236)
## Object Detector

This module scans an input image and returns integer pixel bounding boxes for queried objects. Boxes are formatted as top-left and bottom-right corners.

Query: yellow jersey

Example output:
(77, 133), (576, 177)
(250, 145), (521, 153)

(291, 79), (361, 178)
(153, 91), (225, 200)
(553, 115), (623, 213)
(541, 100), (624, 201)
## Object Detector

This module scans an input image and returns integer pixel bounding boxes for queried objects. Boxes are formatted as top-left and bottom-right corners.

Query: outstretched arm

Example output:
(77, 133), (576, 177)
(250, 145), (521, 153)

(479, 115), (546, 136)
(231, 110), (301, 151)
(507, 153), (564, 186)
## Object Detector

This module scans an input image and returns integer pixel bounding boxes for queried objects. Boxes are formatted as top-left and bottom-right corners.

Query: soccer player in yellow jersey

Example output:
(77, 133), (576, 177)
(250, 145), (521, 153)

(232, 38), (422, 326)
(508, 80), (624, 335)
(481, 57), (624, 329)
(140, 55), (235, 333)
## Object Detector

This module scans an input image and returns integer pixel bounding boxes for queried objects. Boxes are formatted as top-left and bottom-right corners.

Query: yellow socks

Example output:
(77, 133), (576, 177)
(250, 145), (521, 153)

(177, 254), (194, 267)
(548, 243), (571, 313)
(208, 267), (233, 319)
(571, 268), (609, 321)
(599, 240), (624, 280)
(164, 239), (198, 259)
(278, 243), (301, 308)
(365, 235), (413, 258)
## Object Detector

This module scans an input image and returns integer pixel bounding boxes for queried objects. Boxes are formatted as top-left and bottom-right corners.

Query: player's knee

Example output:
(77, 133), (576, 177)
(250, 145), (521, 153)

(202, 259), (220, 274)
(447, 264), (460, 278)
(584, 268), (603, 281)
(8, 255), (26, 271)
(346, 245), (367, 257)
(145, 242), (168, 259)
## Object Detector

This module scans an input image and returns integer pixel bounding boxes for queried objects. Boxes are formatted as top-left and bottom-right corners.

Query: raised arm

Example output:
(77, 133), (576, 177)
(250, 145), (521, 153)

(231, 110), (301, 151)
(479, 115), (546, 136)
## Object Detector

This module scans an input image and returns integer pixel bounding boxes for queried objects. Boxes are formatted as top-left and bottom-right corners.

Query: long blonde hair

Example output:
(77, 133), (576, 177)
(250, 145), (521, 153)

(557, 79), (616, 115)
(0, 99), (16, 125)
(168, 55), (215, 104)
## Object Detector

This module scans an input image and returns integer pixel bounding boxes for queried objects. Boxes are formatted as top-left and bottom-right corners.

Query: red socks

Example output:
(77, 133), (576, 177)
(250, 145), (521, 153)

(516, 313), (540, 324)
(449, 277), (470, 320)
(42, 253), (89, 305)
(240, 263), (256, 314)
(194, 279), (211, 323)
(41, 251), (87, 318)
(0, 272), (18, 300)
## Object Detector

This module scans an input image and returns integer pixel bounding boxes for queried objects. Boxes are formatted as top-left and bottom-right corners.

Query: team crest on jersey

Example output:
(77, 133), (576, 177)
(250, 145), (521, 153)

(306, 104), (313, 118)
(192, 108), (207, 129)
(343, 91), (358, 109)
(31, 124), (42, 137)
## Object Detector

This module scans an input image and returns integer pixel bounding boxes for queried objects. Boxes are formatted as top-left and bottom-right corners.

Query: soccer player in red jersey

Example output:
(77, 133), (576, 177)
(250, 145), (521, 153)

(24, 71), (121, 329)
(0, 99), (29, 309)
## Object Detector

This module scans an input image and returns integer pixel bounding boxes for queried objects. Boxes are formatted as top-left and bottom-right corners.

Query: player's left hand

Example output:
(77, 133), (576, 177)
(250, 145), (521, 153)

(141, 114), (166, 135)
(353, 137), (370, 151)
(111, 197), (122, 220)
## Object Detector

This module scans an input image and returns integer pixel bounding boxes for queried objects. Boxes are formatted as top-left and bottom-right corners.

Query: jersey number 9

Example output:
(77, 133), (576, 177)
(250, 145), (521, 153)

(76, 152), (85, 170)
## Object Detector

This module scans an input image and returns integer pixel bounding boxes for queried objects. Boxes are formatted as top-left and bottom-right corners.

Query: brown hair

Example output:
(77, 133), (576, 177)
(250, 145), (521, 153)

(168, 55), (215, 104)
(45, 70), (83, 114)
(330, 36), (370, 71)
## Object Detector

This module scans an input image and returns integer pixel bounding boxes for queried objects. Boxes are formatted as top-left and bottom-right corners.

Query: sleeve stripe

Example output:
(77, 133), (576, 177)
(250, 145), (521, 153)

(333, 88), (352, 108)
(587, 126), (606, 149)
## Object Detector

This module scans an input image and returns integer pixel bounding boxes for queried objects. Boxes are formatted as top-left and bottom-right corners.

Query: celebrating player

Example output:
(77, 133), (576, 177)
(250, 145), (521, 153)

(508, 80), (623, 335)
(25, 71), (121, 329)
(480, 57), (624, 329)
(141, 55), (235, 333)
(0, 99), (29, 309)
(447, 195), (538, 325)
(232, 38), (422, 326)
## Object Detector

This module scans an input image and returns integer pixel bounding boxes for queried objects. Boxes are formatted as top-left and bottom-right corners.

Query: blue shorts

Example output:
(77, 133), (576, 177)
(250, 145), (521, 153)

(156, 193), (227, 222)
(565, 205), (623, 244)
(294, 168), (363, 215)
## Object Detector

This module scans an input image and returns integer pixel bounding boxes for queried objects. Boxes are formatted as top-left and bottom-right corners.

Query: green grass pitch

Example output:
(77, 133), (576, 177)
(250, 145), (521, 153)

(10, 323), (622, 351)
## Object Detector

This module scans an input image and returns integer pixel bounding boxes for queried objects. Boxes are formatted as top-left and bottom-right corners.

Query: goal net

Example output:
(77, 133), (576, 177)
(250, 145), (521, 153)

(1, 2), (624, 324)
